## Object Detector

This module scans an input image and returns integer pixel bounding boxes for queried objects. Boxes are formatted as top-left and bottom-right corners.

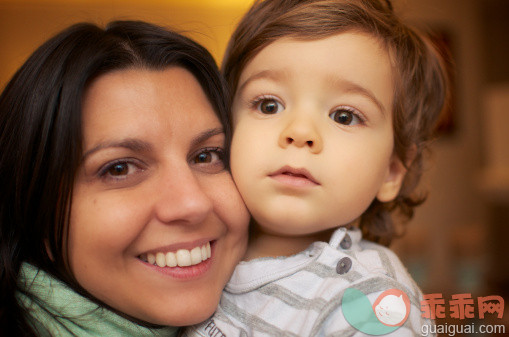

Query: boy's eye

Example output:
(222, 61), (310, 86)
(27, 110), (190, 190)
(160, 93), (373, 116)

(257, 98), (284, 114)
(329, 108), (364, 126)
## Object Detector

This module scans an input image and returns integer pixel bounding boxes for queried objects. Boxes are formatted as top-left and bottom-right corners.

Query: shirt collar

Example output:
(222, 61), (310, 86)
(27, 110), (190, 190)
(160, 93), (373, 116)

(226, 227), (362, 294)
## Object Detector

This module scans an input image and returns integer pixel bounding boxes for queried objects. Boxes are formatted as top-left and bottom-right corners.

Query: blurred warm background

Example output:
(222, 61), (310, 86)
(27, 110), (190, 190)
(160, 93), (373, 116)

(1, 0), (508, 334)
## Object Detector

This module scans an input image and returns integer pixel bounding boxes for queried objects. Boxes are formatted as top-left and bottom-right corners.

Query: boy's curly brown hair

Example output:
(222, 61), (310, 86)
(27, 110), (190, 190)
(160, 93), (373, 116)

(222, 0), (450, 245)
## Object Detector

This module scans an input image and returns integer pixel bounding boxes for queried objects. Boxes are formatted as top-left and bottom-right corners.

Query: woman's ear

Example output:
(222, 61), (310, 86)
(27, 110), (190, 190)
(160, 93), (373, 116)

(376, 154), (408, 203)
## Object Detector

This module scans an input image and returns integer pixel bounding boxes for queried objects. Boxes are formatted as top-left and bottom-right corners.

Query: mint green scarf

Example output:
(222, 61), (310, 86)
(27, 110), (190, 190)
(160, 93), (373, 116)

(16, 263), (179, 337)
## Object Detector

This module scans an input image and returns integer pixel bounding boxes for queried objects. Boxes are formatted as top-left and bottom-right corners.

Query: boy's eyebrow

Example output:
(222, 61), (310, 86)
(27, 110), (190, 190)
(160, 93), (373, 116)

(329, 76), (387, 117)
(237, 69), (387, 117)
(236, 69), (288, 95)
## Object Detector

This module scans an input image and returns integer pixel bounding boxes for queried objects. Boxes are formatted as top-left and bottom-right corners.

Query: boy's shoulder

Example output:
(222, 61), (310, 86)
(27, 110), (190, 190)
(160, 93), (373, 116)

(356, 237), (420, 289)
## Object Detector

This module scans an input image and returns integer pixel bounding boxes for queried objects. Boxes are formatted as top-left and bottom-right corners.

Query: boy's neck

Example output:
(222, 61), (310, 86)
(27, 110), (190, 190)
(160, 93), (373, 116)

(243, 223), (336, 261)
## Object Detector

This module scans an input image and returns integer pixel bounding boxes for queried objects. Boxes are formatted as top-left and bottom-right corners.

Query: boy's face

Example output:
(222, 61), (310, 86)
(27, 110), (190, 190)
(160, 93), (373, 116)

(230, 32), (406, 237)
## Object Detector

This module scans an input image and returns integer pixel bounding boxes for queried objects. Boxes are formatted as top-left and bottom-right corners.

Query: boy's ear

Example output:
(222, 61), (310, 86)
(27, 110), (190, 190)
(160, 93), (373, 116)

(376, 153), (407, 203)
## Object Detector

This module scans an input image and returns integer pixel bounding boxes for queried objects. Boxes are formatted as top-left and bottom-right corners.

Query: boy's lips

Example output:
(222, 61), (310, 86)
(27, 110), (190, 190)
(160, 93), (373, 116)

(268, 165), (320, 186)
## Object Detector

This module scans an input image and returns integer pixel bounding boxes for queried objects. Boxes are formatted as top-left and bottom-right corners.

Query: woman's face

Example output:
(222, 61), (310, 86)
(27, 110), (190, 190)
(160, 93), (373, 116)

(69, 67), (249, 326)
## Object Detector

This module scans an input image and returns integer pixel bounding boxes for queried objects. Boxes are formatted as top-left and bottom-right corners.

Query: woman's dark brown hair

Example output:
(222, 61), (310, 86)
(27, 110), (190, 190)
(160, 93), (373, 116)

(222, 0), (450, 245)
(0, 20), (230, 336)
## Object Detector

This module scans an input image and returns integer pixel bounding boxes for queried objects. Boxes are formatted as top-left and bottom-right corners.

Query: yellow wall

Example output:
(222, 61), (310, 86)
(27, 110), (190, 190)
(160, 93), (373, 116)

(0, 0), (253, 89)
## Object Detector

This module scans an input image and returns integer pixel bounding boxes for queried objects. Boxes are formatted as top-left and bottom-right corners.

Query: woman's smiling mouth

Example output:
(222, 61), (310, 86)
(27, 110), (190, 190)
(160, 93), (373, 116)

(140, 241), (212, 268)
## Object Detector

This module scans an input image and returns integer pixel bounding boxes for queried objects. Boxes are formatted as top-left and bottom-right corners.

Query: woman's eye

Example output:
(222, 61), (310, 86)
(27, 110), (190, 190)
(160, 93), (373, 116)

(99, 160), (141, 180)
(256, 98), (284, 114)
(108, 163), (130, 176)
(194, 151), (216, 164)
(329, 108), (363, 126)
(191, 148), (225, 173)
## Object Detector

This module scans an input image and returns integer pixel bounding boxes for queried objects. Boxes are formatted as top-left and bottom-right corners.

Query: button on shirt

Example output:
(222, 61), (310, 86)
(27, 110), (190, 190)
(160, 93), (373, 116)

(336, 257), (352, 274)
(340, 233), (352, 249)
(185, 227), (434, 337)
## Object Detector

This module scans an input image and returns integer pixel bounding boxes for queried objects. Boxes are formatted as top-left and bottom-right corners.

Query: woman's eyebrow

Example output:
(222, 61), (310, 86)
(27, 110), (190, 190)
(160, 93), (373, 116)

(82, 139), (153, 161)
(82, 128), (224, 161)
(190, 127), (224, 147)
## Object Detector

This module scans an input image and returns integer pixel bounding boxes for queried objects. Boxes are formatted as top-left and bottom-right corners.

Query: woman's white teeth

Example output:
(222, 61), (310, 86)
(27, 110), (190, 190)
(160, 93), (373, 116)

(201, 245), (207, 260)
(147, 253), (156, 265)
(190, 247), (202, 265)
(155, 253), (166, 268)
(145, 242), (211, 267)
(176, 249), (191, 267)
(165, 252), (177, 267)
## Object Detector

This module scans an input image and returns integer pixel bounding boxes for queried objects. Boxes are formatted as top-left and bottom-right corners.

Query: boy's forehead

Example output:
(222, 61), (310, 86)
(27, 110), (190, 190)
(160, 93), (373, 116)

(235, 32), (395, 115)
(239, 32), (390, 78)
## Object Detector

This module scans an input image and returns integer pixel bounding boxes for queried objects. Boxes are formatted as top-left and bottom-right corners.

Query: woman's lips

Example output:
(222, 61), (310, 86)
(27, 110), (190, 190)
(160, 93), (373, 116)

(268, 166), (320, 187)
(140, 242), (211, 268)
(138, 241), (215, 280)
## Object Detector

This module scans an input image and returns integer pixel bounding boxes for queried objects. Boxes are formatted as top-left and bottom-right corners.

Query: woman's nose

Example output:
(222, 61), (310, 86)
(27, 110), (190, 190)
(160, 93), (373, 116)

(153, 168), (213, 226)
(277, 113), (323, 154)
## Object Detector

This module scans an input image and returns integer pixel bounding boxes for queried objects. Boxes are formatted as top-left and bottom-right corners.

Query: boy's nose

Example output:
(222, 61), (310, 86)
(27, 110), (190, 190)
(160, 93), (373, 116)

(278, 115), (323, 154)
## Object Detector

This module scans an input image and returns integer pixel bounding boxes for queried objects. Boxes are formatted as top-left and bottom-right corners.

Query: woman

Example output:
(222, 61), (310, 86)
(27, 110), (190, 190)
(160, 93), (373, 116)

(0, 20), (249, 336)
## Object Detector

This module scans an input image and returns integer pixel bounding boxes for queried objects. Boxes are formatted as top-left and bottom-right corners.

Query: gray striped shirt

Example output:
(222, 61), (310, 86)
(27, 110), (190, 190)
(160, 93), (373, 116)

(185, 227), (433, 337)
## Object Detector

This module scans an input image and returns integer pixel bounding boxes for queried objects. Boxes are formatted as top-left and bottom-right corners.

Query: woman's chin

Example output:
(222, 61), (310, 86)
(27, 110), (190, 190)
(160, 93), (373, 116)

(145, 294), (219, 327)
